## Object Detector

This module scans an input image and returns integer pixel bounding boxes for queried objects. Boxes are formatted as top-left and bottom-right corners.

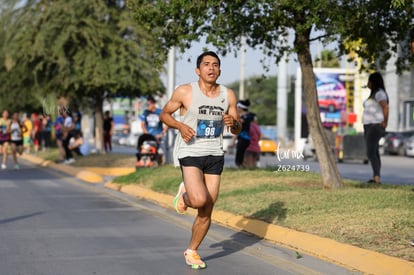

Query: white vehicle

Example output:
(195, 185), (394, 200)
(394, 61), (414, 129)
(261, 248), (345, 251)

(403, 135), (414, 157)
(302, 135), (315, 160)
(119, 132), (141, 147)
(222, 128), (235, 154)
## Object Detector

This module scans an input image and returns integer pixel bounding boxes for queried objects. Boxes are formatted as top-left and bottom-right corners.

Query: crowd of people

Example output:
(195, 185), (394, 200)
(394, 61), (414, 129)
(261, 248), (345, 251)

(0, 107), (88, 169)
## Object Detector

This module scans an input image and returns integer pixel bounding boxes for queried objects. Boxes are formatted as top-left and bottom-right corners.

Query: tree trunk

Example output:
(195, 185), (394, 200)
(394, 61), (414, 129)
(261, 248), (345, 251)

(94, 96), (104, 154)
(294, 32), (343, 189)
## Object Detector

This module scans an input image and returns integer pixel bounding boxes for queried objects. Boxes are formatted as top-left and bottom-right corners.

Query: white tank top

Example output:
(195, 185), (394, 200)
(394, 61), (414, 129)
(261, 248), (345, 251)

(10, 121), (22, 141)
(174, 82), (228, 160)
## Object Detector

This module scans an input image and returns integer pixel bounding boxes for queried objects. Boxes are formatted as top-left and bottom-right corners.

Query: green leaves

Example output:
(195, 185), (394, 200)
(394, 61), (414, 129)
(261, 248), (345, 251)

(128, 0), (413, 72)
(0, 0), (165, 111)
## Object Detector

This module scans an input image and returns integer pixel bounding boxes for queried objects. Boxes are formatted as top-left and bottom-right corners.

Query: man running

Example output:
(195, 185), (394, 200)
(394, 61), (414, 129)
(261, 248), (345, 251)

(160, 51), (241, 269)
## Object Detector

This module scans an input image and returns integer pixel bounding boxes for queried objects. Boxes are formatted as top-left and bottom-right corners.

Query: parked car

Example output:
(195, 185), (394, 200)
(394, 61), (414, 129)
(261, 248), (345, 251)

(383, 131), (414, 155)
(403, 135), (414, 157)
(259, 136), (278, 155)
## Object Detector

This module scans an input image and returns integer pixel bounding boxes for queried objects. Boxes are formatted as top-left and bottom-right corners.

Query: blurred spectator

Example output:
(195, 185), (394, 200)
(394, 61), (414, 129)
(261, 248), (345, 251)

(103, 110), (114, 152)
(233, 99), (254, 167)
(31, 113), (41, 153)
(0, 109), (11, 169)
(8, 112), (27, 169)
(41, 113), (52, 151)
(243, 113), (261, 168)
(62, 110), (76, 164)
(69, 131), (90, 156)
(22, 113), (33, 154)
(362, 72), (388, 184)
(54, 111), (65, 162)
(139, 96), (168, 165)
(140, 96), (168, 140)
(72, 105), (82, 134)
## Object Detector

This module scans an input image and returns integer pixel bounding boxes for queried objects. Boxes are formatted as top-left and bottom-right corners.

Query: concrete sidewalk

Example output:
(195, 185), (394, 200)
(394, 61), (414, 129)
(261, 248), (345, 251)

(21, 154), (414, 275)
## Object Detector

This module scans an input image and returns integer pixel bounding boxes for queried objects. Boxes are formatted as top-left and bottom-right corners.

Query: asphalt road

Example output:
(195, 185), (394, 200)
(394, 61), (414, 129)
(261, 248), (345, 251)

(0, 160), (359, 275)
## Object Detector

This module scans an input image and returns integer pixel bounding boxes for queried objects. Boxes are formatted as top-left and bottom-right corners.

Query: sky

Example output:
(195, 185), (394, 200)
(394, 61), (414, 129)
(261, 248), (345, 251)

(161, 38), (330, 89)
(171, 44), (279, 87)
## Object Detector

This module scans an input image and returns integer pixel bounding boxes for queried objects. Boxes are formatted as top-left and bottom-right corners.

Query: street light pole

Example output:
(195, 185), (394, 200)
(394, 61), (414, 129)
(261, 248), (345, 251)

(165, 46), (176, 164)
(239, 35), (246, 100)
(277, 54), (288, 146)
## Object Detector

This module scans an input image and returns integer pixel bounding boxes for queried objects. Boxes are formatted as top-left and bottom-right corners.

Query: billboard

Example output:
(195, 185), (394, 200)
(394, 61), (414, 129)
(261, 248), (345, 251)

(303, 68), (355, 129)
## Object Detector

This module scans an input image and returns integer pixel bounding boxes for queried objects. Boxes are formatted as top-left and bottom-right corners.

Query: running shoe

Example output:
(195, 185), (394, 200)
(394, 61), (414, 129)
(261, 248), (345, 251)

(1, 163), (6, 169)
(184, 250), (207, 270)
(64, 158), (75, 164)
(14, 164), (19, 169)
(174, 182), (187, 214)
(410, 239), (414, 246)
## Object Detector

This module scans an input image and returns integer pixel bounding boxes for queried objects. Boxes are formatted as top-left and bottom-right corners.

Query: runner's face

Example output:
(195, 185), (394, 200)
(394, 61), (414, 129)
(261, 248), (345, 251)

(196, 55), (221, 82)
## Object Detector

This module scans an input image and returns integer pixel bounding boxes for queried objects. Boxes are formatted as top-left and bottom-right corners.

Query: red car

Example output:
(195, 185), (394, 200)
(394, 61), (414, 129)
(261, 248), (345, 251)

(318, 96), (342, 113)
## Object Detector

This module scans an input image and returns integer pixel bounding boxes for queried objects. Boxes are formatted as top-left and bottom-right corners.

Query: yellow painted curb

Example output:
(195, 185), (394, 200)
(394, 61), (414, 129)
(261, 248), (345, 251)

(106, 181), (414, 275)
(75, 170), (104, 184)
(213, 209), (414, 274)
(105, 181), (122, 191)
(21, 154), (104, 184)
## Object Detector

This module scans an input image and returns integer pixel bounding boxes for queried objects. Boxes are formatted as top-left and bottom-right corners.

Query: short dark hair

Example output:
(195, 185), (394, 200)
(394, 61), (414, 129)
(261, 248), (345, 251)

(196, 51), (221, 68)
(147, 96), (156, 103)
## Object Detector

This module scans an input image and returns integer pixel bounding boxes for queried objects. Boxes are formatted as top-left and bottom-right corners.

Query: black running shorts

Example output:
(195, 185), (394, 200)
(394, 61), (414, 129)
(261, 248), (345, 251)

(179, 155), (224, 175)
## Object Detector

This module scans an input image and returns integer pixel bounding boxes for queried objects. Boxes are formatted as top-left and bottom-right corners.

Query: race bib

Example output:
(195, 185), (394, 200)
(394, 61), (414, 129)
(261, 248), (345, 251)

(196, 119), (222, 138)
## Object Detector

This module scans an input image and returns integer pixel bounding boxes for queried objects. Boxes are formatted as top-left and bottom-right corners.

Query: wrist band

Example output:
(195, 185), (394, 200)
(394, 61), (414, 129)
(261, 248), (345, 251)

(232, 120), (240, 130)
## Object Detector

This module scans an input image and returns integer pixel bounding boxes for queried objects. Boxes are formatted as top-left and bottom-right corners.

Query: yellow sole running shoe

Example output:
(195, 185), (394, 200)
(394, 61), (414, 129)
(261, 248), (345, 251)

(173, 182), (187, 214)
(184, 250), (207, 270)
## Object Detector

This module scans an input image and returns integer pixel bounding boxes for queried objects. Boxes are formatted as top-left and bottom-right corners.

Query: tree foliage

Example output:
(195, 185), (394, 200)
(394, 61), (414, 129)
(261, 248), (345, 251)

(1, 0), (165, 112)
(314, 50), (341, 68)
(228, 76), (295, 127)
(128, 0), (413, 188)
(0, 0), (39, 111)
(129, 1), (413, 71)
(1, 0), (166, 152)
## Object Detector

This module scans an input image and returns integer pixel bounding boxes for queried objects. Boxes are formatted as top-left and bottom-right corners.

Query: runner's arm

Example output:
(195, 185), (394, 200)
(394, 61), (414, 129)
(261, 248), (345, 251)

(224, 89), (242, 135)
(160, 85), (195, 142)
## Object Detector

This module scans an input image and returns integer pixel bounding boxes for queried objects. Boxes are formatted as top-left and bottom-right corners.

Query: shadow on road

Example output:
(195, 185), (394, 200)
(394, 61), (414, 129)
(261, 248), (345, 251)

(205, 201), (287, 261)
(0, 211), (44, 225)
